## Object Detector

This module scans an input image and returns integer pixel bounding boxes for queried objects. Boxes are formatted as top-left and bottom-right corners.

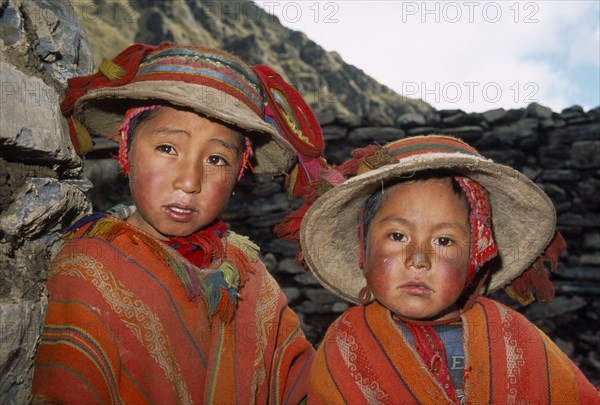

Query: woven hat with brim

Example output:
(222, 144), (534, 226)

(300, 135), (564, 305)
(61, 42), (326, 181)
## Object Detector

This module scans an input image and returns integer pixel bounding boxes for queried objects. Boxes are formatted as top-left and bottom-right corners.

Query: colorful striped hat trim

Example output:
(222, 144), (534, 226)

(145, 47), (252, 73)
(134, 49), (264, 116)
(133, 67), (263, 117)
(138, 58), (261, 96)
(140, 47), (262, 90)
(386, 135), (481, 159)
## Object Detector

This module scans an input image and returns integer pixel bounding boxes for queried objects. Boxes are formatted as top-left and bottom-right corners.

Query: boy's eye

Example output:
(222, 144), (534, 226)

(157, 144), (175, 154)
(207, 155), (228, 166)
(389, 232), (407, 242)
(434, 237), (453, 246)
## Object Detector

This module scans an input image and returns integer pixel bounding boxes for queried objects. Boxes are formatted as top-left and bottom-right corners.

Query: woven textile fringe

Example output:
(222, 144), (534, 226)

(84, 217), (201, 300)
(505, 231), (567, 305)
(273, 204), (312, 266)
(70, 214), (254, 322)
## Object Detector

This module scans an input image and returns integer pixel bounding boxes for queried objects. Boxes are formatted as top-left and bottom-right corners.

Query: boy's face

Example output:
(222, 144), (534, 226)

(126, 107), (243, 239)
(364, 178), (470, 322)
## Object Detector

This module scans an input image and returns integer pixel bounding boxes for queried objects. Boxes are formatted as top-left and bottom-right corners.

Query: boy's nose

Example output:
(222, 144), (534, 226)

(173, 159), (203, 194)
(405, 243), (432, 271)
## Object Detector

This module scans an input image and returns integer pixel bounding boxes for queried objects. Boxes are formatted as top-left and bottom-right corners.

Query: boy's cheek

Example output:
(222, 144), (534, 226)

(202, 165), (238, 186)
(364, 251), (403, 281)
(435, 244), (469, 265)
(127, 160), (166, 184)
(437, 262), (469, 300)
(129, 169), (165, 193)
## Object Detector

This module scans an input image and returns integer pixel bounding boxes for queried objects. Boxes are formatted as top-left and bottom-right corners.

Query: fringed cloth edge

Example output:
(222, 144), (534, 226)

(505, 231), (567, 305)
(64, 213), (258, 323)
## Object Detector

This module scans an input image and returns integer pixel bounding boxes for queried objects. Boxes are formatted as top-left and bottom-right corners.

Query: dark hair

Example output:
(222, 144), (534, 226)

(362, 169), (468, 244)
(127, 108), (163, 149)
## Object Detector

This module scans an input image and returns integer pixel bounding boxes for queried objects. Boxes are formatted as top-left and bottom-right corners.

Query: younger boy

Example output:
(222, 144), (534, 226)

(300, 135), (600, 404)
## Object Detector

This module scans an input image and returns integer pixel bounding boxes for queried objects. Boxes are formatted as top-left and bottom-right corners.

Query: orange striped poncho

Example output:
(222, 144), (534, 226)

(32, 214), (314, 404)
(309, 298), (599, 404)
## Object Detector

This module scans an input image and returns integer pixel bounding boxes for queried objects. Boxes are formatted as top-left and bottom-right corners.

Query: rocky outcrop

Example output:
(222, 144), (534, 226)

(70, 0), (433, 121)
(0, 0), (93, 402)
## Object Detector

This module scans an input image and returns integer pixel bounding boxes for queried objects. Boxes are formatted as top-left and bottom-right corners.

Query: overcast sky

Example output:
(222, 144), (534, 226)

(255, 0), (600, 113)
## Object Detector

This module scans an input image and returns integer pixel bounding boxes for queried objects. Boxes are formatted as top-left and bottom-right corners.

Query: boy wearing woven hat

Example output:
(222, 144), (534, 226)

(300, 135), (600, 403)
(32, 42), (326, 404)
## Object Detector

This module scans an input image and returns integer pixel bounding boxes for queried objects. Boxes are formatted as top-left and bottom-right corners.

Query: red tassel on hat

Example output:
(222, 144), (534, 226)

(255, 64), (335, 262)
(252, 65), (327, 200)
(252, 65), (323, 158)
(60, 43), (179, 154)
(273, 204), (312, 266)
(274, 143), (390, 267)
(273, 204), (311, 243)
(273, 163), (346, 264)
(506, 231), (567, 305)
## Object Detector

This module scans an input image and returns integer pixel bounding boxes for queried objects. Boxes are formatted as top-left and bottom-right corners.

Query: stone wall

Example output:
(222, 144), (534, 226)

(0, 0), (93, 402)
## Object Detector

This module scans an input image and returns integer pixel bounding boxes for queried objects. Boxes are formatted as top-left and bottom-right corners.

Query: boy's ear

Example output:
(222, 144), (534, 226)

(358, 285), (373, 304)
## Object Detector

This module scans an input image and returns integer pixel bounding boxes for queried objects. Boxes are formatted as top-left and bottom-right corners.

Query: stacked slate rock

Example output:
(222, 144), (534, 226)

(0, 0), (93, 402)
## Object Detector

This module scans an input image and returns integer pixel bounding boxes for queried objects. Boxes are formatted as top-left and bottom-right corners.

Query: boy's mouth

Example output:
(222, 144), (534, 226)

(170, 206), (194, 214)
(400, 281), (432, 296)
(163, 205), (197, 222)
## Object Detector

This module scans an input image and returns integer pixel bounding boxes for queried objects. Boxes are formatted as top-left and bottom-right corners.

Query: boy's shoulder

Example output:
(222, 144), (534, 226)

(60, 212), (125, 244)
(324, 304), (376, 335)
(61, 212), (150, 251)
(469, 296), (540, 330)
(473, 296), (529, 317)
(222, 230), (267, 274)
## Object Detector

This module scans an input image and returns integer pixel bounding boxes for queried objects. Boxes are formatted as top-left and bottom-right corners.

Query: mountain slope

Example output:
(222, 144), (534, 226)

(72, 0), (433, 122)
